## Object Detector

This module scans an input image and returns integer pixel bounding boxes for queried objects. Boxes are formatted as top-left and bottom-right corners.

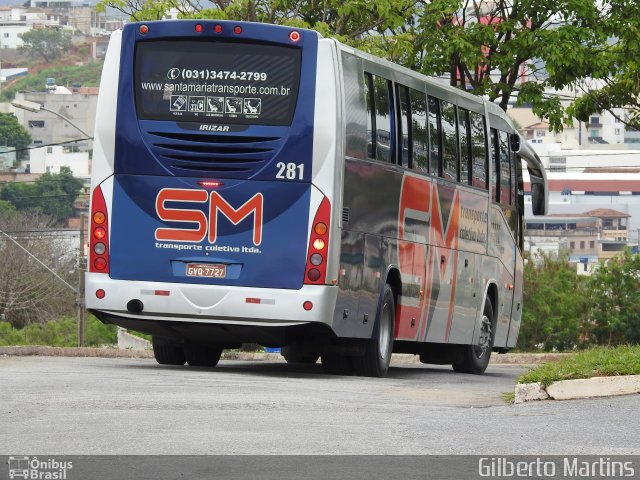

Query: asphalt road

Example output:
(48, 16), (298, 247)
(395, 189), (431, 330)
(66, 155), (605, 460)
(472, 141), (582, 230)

(1, 356), (638, 455)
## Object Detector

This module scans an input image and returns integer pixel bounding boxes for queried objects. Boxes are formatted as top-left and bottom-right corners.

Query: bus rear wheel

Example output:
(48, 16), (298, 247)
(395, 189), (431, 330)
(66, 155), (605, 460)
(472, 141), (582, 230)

(184, 344), (222, 367)
(452, 299), (494, 375)
(353, 284), (395, 378)
(152, 336), (185, 366)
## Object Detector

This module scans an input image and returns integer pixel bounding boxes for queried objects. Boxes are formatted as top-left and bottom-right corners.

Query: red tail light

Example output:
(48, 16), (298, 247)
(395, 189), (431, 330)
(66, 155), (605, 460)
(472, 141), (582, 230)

(304, 197), (330, 285)
(89, 186), (110, 274)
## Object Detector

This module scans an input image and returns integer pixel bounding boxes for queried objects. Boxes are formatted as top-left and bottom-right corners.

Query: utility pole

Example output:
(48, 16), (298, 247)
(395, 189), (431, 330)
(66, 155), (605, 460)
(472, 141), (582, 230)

(77, 214), (86, 347)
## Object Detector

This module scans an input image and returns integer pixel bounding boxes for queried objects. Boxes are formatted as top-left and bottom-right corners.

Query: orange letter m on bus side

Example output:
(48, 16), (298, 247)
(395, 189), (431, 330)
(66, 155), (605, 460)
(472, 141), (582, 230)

(208, 192), (264, 246)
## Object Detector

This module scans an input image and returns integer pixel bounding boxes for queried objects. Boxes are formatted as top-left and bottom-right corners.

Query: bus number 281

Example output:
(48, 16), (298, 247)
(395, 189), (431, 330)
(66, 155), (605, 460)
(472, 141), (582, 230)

(276, 162), (304, 180)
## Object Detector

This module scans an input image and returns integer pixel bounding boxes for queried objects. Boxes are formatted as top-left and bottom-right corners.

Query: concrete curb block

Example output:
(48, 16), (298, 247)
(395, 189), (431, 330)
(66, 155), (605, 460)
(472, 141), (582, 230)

(0, 347), (558, 364)
(515, 375), (640, 403)
(0, 346), (154, 359)
(117, 328), (152, 351)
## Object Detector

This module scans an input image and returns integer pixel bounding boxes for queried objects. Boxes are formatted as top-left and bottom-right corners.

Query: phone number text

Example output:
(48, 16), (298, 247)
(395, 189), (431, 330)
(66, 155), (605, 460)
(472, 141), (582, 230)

(178, 69), (268, 81)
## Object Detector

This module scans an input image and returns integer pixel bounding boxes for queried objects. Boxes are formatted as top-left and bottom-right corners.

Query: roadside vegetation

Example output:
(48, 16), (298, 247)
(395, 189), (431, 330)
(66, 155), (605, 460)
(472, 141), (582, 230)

(518, 250), (640, 352)
(518, 345), (640, 386)
(0, 315), (116, 347)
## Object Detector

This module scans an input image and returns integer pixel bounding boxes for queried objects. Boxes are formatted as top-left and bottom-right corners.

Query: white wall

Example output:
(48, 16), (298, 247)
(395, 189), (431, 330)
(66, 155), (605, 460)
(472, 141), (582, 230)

(25, 145), (90, 177)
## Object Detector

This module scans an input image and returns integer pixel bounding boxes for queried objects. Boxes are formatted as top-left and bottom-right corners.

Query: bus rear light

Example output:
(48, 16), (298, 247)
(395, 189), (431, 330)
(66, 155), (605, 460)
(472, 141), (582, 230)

(234, 26), (242, 34)
(93, 212), (105, 224)
(96, 289), (105, 299)
(93, 227), (106, 240)
(310, 253), (322, 266)
(303, 301), (313, 311)
(198, 180), (224, 188)
(139, 25), (148, 34)
(195, 23), (203, 33)
(289, 31), (301, 42)
(314, 222), (327, 235)
(214, 24), (222, 33)
(304, 197), (330, 285)
(89, 186), (110, 274)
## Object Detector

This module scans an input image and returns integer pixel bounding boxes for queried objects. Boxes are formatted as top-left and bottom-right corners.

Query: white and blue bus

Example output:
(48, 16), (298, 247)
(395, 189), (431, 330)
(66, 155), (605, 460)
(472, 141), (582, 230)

(86, 20), (547, 377)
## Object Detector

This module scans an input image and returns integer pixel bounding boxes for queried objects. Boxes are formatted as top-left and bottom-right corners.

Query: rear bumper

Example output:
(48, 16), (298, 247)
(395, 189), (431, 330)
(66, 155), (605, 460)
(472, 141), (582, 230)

(85, 273), (338, 327)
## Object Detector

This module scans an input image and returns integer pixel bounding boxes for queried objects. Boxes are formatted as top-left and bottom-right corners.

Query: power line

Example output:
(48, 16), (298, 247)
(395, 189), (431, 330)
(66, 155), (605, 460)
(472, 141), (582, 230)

(0, 193), (89, 200)
(0, 137), (93, 155)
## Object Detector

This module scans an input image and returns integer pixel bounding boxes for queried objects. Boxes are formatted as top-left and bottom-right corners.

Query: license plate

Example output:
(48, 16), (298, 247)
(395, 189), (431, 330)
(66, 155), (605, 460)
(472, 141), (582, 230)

(186, 263), (227, 278)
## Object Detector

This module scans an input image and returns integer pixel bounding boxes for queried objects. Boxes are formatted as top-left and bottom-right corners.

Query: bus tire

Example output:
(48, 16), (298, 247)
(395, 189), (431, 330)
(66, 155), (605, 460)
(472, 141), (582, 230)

(282, 345), (319, 364)
(152, 336), (185, 366)
(184, 344), (222, 367)
(452, 299), (494, 375)
(321, 354), (353, 375)
(353, 284), (395, 378)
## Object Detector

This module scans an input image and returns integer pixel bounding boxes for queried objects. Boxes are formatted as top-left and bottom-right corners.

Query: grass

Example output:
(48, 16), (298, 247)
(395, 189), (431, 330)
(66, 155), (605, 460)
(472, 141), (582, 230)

(518, 345), (640, 387)
(501, 391), (516, 403)
(0, 315), (117, 347)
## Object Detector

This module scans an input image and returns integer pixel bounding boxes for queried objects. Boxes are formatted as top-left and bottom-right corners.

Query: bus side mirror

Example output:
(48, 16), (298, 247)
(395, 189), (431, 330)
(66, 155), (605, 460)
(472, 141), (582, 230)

(510, 134), (520, 152)
(532, 183), (545, 215)
(517, 191), (524, 213)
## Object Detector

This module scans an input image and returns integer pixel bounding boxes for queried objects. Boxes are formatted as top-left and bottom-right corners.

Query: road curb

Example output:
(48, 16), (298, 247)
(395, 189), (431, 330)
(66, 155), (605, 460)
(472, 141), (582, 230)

(515, 375), (640, 403)
(0, 346), (560, 364)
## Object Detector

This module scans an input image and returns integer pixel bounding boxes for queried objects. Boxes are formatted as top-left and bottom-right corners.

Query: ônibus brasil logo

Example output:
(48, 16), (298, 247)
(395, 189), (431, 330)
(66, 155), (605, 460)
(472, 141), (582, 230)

(155, 189), (264, 246)
(7, 456), (73, 480)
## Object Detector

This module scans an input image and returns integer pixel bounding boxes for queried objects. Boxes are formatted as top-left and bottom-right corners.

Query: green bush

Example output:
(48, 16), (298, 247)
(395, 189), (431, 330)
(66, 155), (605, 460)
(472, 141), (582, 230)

(519, 252), (590, 351)
(0, 315), (116, 347)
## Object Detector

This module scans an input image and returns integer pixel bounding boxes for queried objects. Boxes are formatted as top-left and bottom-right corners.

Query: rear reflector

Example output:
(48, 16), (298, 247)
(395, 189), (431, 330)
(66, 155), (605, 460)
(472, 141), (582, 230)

(245, 298), (275, 305)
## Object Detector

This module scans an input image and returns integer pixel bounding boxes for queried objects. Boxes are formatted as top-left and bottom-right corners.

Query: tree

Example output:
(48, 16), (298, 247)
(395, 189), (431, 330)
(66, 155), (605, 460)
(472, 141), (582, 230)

(0, 209), (76, 328)
(0, 167), (84, 224)
(0, 113), (31, 162)
(36, 167), (85, 223)
(98, 0), (416, 42)
(19, 28), (73, 63)
(520, 252), (590, 351)
(565, 0), (640, 132)
(589, 249), (640, 345)
(0, 200), (16, 215)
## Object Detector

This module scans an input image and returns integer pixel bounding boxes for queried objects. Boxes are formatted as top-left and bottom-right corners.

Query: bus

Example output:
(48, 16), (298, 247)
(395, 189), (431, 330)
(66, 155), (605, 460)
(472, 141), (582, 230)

(86, 20), (548, 377)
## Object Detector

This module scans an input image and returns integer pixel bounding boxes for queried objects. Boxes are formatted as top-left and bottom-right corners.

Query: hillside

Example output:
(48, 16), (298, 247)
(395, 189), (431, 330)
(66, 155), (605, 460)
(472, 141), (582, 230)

(1, 62), (104, 101)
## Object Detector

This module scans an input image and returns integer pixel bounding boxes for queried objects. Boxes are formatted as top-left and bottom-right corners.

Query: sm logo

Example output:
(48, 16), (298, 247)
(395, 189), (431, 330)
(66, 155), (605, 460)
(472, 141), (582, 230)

(155, 188), (264, 246)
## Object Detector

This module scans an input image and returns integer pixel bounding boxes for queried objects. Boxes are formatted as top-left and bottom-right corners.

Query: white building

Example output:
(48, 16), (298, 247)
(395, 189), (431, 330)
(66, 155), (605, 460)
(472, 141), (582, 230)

(510, 107), (632, 148)
(0, 23), (30, 49)
(23, 144), (89, 178)
(523, 143), (640, 247)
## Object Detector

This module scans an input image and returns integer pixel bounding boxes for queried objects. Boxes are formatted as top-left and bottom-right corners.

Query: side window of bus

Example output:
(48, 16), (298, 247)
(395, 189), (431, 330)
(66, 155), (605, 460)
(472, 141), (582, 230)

(364, 73), (375, 160)
(441, 100), (458, 182)
(427, 95), (441, 176)
(410, 89), (428, 173)
(458, 108), (472, 185)
(470, 112), (488, 190)
(396, 84), (411, 167)
(373, 75), (392, 163)
(491, 128), (499, 202)
(499, 131), (511, 205)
